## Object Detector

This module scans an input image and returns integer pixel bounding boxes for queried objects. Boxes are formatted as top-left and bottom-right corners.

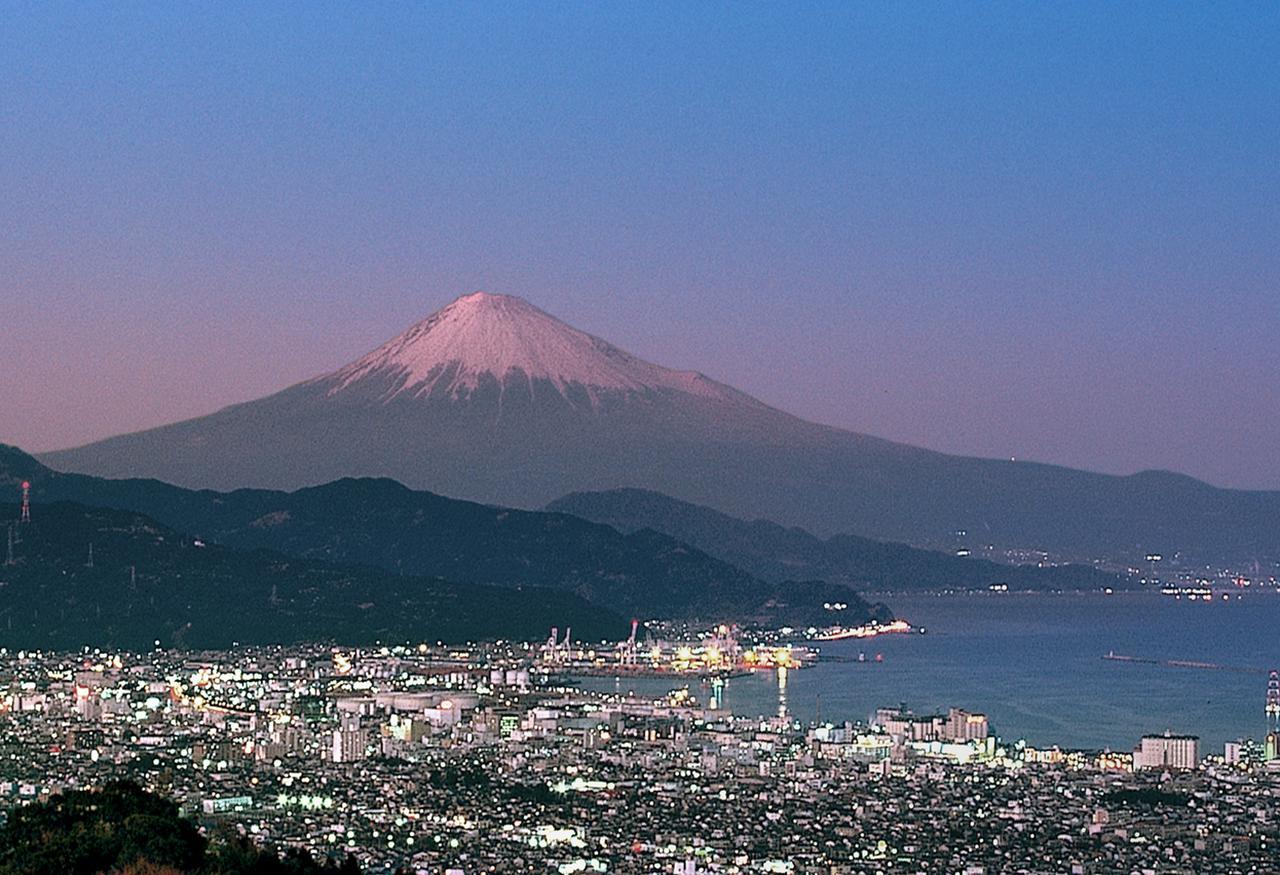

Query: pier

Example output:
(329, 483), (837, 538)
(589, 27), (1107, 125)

(1103, 651), (1267, 675)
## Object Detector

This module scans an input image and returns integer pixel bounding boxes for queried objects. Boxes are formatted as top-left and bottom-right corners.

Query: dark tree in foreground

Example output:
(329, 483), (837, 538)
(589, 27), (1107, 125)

(0, 782), (204, 875)
(0, 782), (360, 875)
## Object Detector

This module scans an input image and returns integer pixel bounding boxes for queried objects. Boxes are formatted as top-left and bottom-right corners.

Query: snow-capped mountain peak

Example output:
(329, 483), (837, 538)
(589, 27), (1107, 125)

(326, 292), (745, 405)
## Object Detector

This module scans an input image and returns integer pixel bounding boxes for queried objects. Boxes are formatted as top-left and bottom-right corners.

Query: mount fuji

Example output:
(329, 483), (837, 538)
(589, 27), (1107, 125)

(328, 291), (750, 407)
(40, 292), (1280, 563)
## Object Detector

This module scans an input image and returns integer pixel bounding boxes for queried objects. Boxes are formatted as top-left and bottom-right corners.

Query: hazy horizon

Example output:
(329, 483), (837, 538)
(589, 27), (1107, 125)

(3, 4), (1276, 489)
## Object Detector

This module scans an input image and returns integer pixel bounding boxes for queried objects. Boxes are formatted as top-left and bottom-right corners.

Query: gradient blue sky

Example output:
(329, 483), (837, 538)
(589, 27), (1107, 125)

(2, 3), (1276, 488)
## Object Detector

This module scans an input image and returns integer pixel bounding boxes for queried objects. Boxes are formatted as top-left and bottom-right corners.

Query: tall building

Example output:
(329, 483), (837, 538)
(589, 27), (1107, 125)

(330, 728), (369, 763)
(875, 705), (990, 743)
(875, 706), (942, 742)
(1133, 732), (1199, 770)
(945, 708), (990, 742)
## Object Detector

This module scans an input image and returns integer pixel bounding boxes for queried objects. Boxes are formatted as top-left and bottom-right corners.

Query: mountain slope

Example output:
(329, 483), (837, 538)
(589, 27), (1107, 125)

(1, 445), (891, 626)
(37, 292), (1280, 564)
(0, 501), (622, 649)
(548, 488), (1127, 592)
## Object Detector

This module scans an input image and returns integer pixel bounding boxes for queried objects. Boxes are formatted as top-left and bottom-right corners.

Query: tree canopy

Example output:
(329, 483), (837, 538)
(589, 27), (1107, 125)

(0, 783), (361, 875)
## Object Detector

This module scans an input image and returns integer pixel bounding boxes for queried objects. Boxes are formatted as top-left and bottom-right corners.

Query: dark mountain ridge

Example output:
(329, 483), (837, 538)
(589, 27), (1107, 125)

(548, 488), (1128, 592)
(0, 501), (621, 650)
(1, 445), (890, 627)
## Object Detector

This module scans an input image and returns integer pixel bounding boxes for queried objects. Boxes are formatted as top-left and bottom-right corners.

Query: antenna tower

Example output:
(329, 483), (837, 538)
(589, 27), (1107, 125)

(1267, 670), (1280, 733)
(19, 482), (31, 524)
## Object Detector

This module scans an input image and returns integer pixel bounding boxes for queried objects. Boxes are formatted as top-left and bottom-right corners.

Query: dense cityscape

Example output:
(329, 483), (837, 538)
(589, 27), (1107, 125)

(1, 636), (1278, 872)
(6, 4), (1279, 873)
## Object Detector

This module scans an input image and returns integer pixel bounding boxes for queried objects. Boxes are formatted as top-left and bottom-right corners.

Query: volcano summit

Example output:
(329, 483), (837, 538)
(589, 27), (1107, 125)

(40, 292), (1280, 563)
(329, 292), (747, 406)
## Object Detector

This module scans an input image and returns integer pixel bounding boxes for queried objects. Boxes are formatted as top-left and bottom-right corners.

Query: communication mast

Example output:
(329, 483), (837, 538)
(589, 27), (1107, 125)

(1265, 670), (1280, 763)
(620, 618), (639, 665)
(19, 481), (31, 524)
(1267, 670), (1279, 733)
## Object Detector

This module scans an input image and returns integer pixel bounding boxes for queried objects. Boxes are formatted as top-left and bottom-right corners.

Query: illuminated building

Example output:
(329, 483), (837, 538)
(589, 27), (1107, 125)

(945, 708), (990, 742)
(876, 705), (944, 741)
(1133, 732), (1199, 770)
(330, 728), (370, 763)
(875, 705), (989, 743)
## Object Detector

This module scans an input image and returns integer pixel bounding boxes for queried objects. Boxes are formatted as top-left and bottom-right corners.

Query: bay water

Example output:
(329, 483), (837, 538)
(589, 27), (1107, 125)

(576, 591), (1280, 753)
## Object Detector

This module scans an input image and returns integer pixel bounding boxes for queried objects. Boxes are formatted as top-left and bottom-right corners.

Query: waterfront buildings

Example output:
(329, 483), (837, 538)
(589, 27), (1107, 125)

(873, 705), (989, 744)
(0, 642), (1275, 872)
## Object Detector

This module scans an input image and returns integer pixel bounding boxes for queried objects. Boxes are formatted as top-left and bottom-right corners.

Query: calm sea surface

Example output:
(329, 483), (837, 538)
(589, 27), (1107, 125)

(575, 592), (1280, 753)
